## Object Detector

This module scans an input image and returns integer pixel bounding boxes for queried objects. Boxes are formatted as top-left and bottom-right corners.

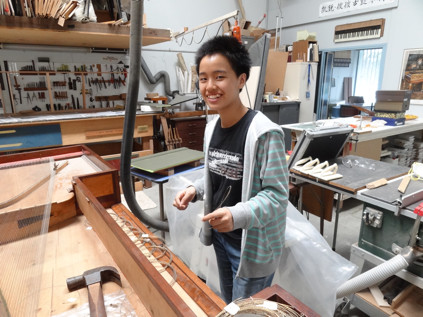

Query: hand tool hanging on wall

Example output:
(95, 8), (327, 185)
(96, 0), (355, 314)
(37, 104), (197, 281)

(0, 65), (5, 90)
(3, 61), (16, 112)
(71, 95), (76, 109)
(81, 0), (92, 23)
(106, 0), (115, 20)
(14, 77), (22, 104)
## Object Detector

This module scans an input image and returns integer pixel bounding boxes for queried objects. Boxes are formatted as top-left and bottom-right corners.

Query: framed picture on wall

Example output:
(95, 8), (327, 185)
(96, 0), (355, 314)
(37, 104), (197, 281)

(399, 48), (423, 104)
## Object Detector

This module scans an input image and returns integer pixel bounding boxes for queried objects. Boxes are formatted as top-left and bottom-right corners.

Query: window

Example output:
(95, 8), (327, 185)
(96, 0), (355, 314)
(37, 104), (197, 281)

(354, 48), (383, 105)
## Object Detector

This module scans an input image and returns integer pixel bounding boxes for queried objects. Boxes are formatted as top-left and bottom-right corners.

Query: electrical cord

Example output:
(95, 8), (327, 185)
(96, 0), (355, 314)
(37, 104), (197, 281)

(108, 210), (177, 285)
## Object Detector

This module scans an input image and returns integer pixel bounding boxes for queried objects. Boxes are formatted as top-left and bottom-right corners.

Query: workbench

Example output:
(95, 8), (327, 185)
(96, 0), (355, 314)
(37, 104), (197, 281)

(282, 117), (423, 160)
(130, 147), (205, 229)
(0, 111), (153, 154)
(291, 155), (409, 250)
(0, 110), (211, 158)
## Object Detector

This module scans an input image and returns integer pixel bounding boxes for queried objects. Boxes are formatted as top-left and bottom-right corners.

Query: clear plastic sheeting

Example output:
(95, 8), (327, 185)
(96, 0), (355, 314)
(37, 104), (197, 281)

(53, 290), (137, 317)
(165, 168), (357, 316)
(165, 168), (221, 295)
(275, 203), (357, 316)
(0, 158), (55, 317)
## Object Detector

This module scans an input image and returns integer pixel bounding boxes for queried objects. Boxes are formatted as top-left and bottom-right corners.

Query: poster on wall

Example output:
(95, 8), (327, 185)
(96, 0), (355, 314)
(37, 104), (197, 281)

(399, 49), (423, 104)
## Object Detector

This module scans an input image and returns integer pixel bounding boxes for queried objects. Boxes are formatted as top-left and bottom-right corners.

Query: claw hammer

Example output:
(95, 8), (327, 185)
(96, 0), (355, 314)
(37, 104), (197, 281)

(66, 266), (122, 317)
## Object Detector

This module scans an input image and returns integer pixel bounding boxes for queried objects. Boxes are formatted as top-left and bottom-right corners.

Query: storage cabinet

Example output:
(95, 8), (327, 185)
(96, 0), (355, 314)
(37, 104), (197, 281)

(171, 117), (206, 151)
(261, 101), (300, 151)
(292, 40), (318, 62)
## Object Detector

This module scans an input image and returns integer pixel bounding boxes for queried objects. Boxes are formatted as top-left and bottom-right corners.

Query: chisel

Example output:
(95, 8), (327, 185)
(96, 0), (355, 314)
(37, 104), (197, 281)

(0, 65), (5, 90)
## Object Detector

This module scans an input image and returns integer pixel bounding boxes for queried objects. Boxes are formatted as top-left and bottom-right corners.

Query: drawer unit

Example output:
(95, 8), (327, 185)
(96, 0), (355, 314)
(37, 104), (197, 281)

(171, 117), (206, 151)
(0, 124), (62, 152)
(60, 116), (153, 145)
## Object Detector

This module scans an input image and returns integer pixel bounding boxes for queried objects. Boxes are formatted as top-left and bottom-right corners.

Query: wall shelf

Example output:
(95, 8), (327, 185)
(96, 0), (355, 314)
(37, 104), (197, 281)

(0, 16), (171, 49)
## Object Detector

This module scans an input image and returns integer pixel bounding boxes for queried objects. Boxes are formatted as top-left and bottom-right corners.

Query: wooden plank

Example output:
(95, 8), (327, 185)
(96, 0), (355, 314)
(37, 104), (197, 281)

(73, 170), (225, 316)
(73, 178), (197, 316)
(0, 153), (106, 242)
(391, 285), (423, 316)
(0, 16), (171, 49)
(60, 116), (153, 145)
(253, 284), (320, 317)
(398, 175), (411, 194)
(37, 215), (151, 316)
(112, 204), (225, 316)
(85, 128), (124, 139)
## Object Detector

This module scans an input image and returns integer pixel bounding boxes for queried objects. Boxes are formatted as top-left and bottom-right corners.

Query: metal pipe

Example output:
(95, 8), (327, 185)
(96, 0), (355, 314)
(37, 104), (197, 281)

(141, 56), (178, 97)
(274, 16), (279, 50)
(120, 0), (169, 232)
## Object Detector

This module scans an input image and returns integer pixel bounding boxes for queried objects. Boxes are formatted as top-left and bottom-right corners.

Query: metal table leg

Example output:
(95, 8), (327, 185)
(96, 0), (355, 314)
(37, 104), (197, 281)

(332, 192), (342, 250)
(158, 183), (165, 238)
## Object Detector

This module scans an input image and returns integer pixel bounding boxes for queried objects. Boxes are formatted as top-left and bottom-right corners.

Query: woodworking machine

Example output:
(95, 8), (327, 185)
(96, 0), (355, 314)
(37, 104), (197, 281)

(357, 176), (423, 278)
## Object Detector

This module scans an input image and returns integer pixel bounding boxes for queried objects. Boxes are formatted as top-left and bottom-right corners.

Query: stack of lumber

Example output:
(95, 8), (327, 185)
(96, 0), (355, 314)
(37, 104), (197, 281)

(0, 0), (79, 26)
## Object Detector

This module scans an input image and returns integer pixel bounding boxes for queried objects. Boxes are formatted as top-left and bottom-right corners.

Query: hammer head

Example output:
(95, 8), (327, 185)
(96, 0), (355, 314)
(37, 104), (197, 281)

(66, 266), (122, 292)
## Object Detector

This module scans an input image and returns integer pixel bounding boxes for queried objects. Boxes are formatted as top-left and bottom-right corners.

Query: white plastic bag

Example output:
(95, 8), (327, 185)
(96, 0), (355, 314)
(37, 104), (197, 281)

(164, 168), (221, 294)
(165, 169), (357, 315)
(274, 202), (357, 316)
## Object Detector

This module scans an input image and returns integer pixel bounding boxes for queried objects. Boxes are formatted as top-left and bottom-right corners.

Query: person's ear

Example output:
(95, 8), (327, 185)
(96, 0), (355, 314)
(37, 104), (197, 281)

(238, 73), (247, 90)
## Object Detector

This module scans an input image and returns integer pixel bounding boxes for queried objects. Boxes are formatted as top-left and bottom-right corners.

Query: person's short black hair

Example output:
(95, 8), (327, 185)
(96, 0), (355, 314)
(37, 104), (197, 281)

(195, 35), (252, 80)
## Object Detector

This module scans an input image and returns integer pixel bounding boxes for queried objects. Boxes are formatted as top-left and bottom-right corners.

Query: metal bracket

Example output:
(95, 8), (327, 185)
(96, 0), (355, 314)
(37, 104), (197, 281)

(363, 207), (383, 228)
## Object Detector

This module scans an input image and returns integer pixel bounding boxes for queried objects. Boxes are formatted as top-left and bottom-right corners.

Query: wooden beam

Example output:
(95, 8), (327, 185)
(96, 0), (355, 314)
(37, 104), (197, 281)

(73, 173), (225, 316)
(0, 16), (171, 49)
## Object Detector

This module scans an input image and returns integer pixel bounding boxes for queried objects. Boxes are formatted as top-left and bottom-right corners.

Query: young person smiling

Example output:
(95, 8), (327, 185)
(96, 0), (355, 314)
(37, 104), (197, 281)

(173, 35), (288, 304)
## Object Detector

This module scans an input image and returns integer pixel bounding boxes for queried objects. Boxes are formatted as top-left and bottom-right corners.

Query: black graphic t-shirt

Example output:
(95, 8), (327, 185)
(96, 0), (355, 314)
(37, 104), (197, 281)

(208, 108), (257, 243)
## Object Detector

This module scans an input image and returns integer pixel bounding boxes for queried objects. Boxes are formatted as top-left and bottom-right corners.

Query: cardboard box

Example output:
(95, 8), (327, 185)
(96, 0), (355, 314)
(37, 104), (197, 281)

(265, 50), (289, 93)
(375, 90), (412, 112)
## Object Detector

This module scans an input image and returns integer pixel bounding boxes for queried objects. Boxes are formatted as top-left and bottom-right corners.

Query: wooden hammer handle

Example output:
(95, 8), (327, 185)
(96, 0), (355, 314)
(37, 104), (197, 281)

(87, 283), (107, 317)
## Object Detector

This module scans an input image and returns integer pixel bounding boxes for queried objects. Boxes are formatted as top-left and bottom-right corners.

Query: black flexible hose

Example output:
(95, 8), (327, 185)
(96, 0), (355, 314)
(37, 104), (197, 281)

(120, 0), (169, 232)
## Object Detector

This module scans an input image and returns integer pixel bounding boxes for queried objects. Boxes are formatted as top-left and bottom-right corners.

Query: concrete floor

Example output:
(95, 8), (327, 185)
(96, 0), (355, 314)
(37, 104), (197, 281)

(138, 183), (371, 316)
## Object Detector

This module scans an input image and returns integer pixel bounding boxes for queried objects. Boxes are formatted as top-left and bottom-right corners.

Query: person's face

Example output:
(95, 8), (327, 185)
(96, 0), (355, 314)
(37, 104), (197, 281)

(198, 53), (246, 111)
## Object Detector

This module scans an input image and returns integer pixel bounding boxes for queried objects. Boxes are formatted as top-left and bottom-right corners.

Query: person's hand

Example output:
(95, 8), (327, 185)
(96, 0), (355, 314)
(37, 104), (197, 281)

(202, 208), (234, 232)
(173, 186), (196, 210)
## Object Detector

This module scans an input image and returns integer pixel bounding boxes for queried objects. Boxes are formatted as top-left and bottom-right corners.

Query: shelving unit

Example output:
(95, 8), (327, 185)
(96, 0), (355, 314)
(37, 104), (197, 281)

(0, 16), (171, 49)
(0, 15), (172, 157)
(0, 15), (172, 116)
(291, 40), (318, 62)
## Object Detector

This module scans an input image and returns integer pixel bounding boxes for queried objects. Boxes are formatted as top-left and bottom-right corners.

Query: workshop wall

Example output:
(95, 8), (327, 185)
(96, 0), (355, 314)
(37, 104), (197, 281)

(0, 48), (129, 113)
(3, 1), (422, 115)
(269, 0), (423, 115)
(139, 0), (268, 108)
(0, 1), (268, 112)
